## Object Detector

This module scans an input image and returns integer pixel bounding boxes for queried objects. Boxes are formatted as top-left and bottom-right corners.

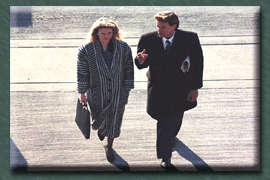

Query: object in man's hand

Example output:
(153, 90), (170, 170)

(181, 56), (190, 73)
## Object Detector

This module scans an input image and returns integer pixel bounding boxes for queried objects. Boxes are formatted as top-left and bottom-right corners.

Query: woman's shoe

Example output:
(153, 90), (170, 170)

(92, 124), (98, 130)
(105, 145), (115, 162)
(98, 129), (105, 141)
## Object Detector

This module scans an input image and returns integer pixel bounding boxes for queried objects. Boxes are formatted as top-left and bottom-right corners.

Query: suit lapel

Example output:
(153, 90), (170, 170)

(110, 39), (120, 75)
(154, 32), (167, 60)
(170, 30), (182, 55)
(94, 39), (120, 76)
(170, 30), (188, 61)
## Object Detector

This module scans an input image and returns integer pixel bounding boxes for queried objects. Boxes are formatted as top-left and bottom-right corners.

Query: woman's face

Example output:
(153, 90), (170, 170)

(98, 28), (113, 45)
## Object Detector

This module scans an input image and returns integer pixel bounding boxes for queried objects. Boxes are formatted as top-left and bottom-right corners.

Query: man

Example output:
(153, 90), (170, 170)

(135, 11), (204, 168)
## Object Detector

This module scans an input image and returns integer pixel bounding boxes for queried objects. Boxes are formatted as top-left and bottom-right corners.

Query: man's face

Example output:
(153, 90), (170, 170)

(156, 21), (176, 39)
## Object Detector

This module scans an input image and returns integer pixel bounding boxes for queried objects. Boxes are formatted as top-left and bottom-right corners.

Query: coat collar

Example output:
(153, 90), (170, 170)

(168, 30), (184, 53)
(153, 30), (186, 60)
(154, 30), (182, 48)
(162, 31), (176, 48)
(93, 38), (119, 75)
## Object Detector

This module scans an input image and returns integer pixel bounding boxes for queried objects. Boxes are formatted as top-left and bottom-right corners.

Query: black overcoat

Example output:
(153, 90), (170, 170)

(135, 29), (204, 120)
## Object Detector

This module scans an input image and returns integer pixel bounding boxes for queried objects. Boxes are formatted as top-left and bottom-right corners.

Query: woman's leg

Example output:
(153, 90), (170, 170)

(107, 137), (114, 148)
(105, 137), (115, 162)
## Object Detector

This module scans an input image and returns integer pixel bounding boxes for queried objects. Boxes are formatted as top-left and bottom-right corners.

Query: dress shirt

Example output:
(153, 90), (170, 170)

(162, 31), (175, 50)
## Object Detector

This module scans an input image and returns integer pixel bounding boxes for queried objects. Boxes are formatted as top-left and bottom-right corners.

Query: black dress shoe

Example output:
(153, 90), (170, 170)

(98, 129), (105, 141)
(161, 158), (179, 171)
(105, 145), (115, 162)
(160, 158), (172, 168)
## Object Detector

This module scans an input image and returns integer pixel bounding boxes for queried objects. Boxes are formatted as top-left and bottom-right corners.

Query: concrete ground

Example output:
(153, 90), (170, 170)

(10, 6), (260, 171)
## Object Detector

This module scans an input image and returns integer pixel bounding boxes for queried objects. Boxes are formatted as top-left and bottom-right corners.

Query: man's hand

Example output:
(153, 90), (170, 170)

(80, 94), (88, 105)
(187, 89), (198, 102)
(136, 49), (148, 63)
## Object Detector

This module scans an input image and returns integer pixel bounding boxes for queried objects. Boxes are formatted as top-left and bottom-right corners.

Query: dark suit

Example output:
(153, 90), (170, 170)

(135, 29), (204, 159)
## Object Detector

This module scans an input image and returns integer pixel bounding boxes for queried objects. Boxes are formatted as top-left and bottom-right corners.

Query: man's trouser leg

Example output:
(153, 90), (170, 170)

(156, 112), (184, 159)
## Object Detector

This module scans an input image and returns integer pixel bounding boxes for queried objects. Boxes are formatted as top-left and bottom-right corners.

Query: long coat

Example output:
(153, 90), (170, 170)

(77, 38), (134, 138)
(135, 29), (203, 120)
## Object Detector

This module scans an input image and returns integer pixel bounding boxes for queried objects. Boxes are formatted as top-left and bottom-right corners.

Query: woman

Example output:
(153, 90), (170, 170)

(77, 18), (134, 162)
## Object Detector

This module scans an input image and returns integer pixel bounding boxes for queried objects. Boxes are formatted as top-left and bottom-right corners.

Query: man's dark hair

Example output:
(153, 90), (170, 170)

(154, 11), (180, 29)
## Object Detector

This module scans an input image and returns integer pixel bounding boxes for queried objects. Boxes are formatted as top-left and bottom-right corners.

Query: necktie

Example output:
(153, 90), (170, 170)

(166, 40), (171, 56)
(165, 40), (171, 82)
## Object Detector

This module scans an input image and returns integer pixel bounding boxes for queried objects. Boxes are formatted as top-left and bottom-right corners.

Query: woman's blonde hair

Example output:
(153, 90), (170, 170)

(86, 18), (122, 43)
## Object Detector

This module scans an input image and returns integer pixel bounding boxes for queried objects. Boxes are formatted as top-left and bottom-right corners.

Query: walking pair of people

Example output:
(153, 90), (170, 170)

(77, 11), (204, 169)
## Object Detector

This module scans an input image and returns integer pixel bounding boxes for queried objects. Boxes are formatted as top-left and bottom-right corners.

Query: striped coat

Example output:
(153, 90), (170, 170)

(77, 39), (134, 138)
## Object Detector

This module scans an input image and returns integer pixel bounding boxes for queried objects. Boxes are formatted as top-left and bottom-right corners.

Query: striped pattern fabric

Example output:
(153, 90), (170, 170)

(77, 39), (134, 138)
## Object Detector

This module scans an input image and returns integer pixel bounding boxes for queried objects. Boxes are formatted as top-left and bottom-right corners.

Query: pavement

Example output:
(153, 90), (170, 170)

(10, 6), (260, 171)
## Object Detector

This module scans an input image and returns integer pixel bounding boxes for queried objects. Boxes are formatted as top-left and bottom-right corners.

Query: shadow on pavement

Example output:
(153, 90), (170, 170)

(10, 138), (28, 171)
(173, 138), (213, 171)
(107, 148), (130, 171)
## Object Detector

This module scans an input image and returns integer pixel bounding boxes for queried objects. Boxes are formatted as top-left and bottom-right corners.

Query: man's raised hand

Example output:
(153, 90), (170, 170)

(136, 49), (148, 63)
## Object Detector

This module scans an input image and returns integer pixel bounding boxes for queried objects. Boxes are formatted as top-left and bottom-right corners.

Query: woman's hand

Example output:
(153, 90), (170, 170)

(80, 94), (88, 105)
